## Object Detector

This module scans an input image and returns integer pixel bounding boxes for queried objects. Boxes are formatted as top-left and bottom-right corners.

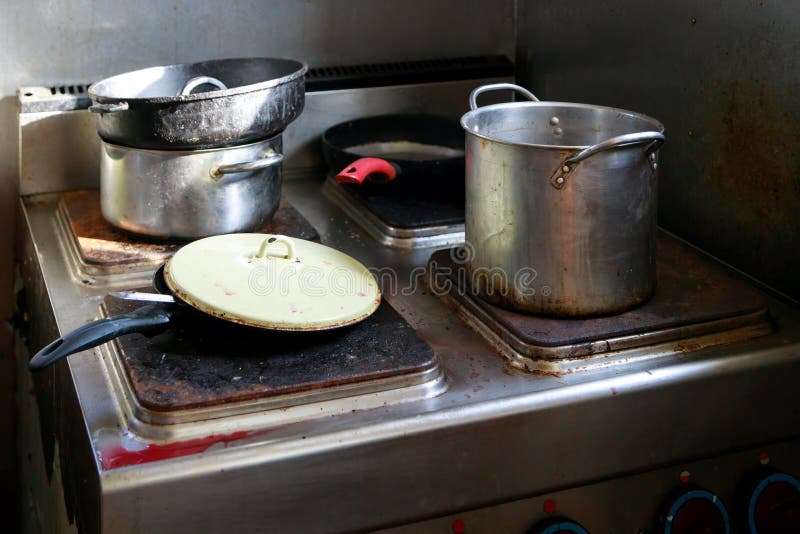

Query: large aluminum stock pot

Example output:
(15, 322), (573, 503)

(100, 135), (283, 239)
(461, 83), (665, 316)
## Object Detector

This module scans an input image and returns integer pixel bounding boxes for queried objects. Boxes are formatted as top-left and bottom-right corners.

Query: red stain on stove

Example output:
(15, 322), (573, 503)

(472, 385), (484, 393)
(290, 305), (298, 314)
(357, 291), (366, 297)
(98, 429), (271, 470)
(224, 289), (235, 296)
(469, 371), (480, 379)
(610, 387), (618, 395)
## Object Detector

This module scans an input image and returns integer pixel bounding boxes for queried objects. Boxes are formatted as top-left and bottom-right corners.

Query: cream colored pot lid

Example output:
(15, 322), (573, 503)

(164, 234), (381, 331)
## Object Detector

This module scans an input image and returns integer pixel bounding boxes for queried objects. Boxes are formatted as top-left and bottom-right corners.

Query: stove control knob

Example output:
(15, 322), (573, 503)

(657, 488), (730, 534)
(528, 517), (589, 534)
(744, 472), (800, 533)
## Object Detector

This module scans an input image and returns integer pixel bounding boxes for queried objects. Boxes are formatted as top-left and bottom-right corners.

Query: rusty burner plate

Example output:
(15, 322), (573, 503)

(427, 232), (773, 373)
(103, 297), (438, 415)
(58, 190), (320, 272)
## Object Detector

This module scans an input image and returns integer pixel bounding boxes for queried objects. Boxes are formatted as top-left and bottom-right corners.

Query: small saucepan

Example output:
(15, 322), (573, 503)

(29, 234), (382, 371)
(322, 114), (465, 189)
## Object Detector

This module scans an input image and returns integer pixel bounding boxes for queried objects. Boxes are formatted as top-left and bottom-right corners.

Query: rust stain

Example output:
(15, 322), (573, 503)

(60, 190), (320, 267)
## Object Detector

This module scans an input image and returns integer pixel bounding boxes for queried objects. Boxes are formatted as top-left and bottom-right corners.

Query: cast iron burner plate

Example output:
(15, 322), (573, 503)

(427, 232), (772, 371)
(60, 189), (319, 268)
(103, 297), (437, 412)
(339, 181), (464, 229)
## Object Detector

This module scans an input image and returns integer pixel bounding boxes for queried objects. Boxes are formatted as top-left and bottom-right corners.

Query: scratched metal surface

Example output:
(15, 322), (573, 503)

(516, 0), (800, 302)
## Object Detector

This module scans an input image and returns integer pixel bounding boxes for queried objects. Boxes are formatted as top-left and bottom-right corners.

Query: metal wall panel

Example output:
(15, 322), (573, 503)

(516, 1), (800, 300)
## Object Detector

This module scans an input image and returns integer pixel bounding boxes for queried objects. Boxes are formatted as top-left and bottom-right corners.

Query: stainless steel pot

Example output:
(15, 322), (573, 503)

(460, 83), (665, 316)
(89, 58), (306, 150)
(100, 136), (283, 239)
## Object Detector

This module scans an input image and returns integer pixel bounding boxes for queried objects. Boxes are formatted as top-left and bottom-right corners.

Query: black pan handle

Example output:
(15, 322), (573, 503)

(29, 304), (176, 371)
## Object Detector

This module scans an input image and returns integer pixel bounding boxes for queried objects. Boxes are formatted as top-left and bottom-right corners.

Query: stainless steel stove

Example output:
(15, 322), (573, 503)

(13, 73), (800, 533)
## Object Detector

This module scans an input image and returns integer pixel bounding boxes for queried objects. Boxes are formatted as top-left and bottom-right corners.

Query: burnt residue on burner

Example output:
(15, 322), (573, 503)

(341, 182), (464, 229)
(428, 233), (770, 357)
(60, 190), (320, 266)
(104, 298), (435, 411)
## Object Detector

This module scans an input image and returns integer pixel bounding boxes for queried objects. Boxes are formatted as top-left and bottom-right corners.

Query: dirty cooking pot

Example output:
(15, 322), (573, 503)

(461, 83), (665, 316)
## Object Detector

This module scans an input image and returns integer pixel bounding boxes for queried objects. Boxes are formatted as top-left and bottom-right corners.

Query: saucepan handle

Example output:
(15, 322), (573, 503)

(551, 131), (666, 189)
(28, 304), (175, 371)
(210, 150), (284, 181)
(335, 158), (398, 185)
(180, 76), (228, 96)
(469, 83), (539, 110)
(89, 102), (129, 114)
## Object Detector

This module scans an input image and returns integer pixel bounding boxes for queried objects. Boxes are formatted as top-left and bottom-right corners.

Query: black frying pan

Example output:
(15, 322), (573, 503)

(322, 114), (465, 189)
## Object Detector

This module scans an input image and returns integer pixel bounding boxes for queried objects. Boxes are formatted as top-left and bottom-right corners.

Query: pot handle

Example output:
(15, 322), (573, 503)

(89, 102), (129, 114)
(335, 157), (398, 185)
(180, 76), (228, 96)
(210, 150), (284, 181)
(551, 131), (665, 189)
(469, 83), (539, 110)
(28, 304), (175, 371)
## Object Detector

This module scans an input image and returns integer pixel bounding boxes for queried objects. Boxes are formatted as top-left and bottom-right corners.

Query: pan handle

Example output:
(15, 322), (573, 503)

(210, 150), (284, 181)
(469, 83), (539, 110)
(180, 76), (228, 96)
(28, 304), (175, 372)
(89, 102), (129, 114)
(335, 158), (398, 185)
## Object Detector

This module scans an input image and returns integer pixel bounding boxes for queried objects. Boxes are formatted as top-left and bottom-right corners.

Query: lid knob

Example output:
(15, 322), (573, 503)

(256, 235), (297, 262)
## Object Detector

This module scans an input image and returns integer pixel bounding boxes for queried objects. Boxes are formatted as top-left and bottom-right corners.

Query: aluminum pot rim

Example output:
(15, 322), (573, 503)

(99, 133), (283, 155)
(89, 57), (308, 104)
(460, 100), (665, 151)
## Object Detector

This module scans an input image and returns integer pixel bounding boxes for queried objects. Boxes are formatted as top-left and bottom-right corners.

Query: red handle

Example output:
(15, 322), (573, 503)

(335, 157), (397, 184)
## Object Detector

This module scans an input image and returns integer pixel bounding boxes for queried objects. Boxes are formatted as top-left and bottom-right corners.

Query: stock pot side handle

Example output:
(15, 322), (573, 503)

(469, 83), (539, 110)
(550, 131), (665, 189)
(210, 150), (284, 180)
(564, 131), (665, 166)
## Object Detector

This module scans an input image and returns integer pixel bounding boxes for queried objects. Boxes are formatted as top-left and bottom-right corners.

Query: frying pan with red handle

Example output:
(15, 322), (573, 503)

(322, 114), (465, 189)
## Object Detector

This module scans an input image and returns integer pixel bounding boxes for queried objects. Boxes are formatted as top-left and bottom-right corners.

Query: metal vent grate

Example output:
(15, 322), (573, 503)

(305, 55), (514, 92)
(49, 84), (89, 96)
(19, 83), (93, 113)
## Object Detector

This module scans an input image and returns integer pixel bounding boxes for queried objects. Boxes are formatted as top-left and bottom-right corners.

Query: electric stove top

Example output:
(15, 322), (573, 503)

(18, 178), (800, 533)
